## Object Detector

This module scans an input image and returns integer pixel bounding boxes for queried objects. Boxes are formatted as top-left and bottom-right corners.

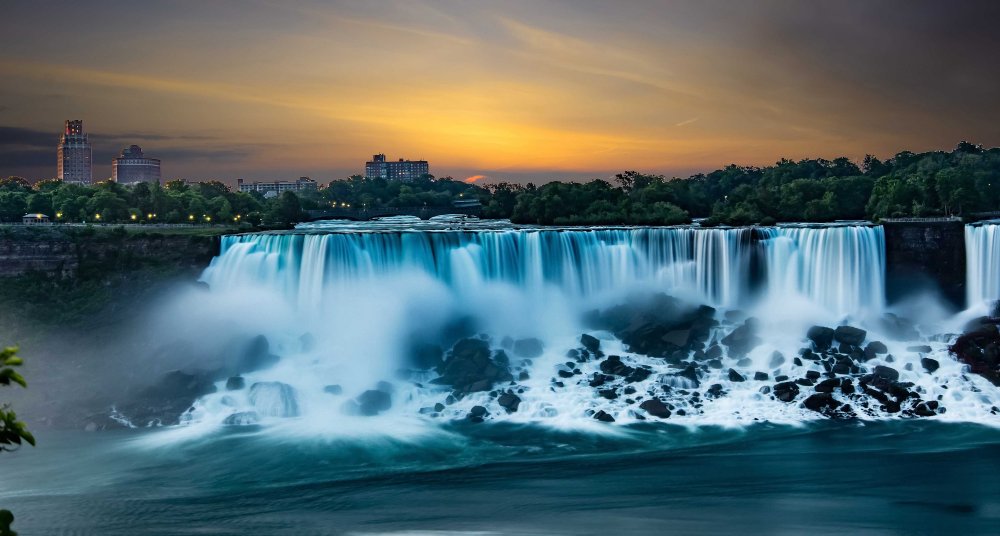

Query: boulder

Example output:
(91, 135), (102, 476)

(807, 326), (835, 350)
(803, 393), (853, 418)
(880, 313), (920, 341)
(223, 411), (260, 426)
(238, 335), (281, 374)
(513, 338), (544, 358)
(498, 392), (521, 413)
(115, 370), (218, 426)
(225, 376), (245, 391)
(949, 322), (1000, 386)
(872, 365), (900, 382)
(906, 345), (933, 354)
(356, 389), (392, 416)
(639, 398), (671, 418)
(773, 381), (800, 402)
(467, 405), (489, 422)
(769, 352), (785, 369)
(834, 326), (867, 346)
(249, 382), (299, 418)
(587, 293), (716, 357)
(728, 369), (746, 382)
(721, 319), (762, 358)
(593, 410), (616, 422)
(433, 338), (513, 394)
(580, 334), (601, 353)
(323, 384), (343, 395)
(921, 357), (940, 373)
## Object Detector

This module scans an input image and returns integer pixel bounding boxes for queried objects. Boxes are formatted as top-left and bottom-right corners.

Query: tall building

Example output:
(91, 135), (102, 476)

(112, 145), (161, 185)
(364, 154), (429, 182)
(58, 120), (93, 184)
(237, 177), (317, 197)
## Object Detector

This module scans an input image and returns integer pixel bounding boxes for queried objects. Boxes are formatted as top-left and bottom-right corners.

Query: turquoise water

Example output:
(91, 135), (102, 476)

(2, 422), (999, 535)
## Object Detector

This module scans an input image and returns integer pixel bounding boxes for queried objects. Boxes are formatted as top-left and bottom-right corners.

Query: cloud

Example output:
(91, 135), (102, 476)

(463, 174), (486, 183)
(0, 126), (56, 148)
(675, 118), (699, 127)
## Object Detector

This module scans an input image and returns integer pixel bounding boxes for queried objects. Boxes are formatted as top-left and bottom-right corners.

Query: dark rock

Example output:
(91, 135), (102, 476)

(807, 326), (835, 350)
(557, 369), (574, 379)
(225, 376), (245, 391)
(498, 392), (521, 413)
(834, 326), (867, 346)
(706, 344), (723, 359)
(662, 329), (691, 348)
(593, 410), (615, 422)
(238, 335), (281, 374)
(433, 338), (513, 394)
(736, 357), (753, 368)
(513, 338), (544, 358)
(795, 378), (815, 386)
(793, 357), (803, 366)
(580, 334), (601, 353)
(880, 313), (920, 341)
(950, 323), (1000, 386)
(589, 373), (613, 387)
(434, 402), (445, 412)
(840, 378), (856, 395)
(518, 371), (530, 381)
(356, 389), (392, 416)
(814, 378), (842, 393)
(805, 370), (821, 381)
(587, 294), (716, 357)
(639, 398), (671, 418)
(753, 372), (769, 381)
(803, 393), (853, 418)
(921, 357), (940, 373)
(707, 359), (723, 369)
(728, 369), (746, 382)
(774, 375), (789, 382)
(599, 389), (618, 400)
(249, 382), (299, 417)
(467, 405), (489, 422)
(907, 345), (933, 354)
(769, 352), (785, 368)
(721, 318), (762, 358)
(706, 384), (725, 398)
(625, 367), (652, 383)
(873, 365), (900, 382)
(600, 355), (634, 377)
(322, 384), (343, 395)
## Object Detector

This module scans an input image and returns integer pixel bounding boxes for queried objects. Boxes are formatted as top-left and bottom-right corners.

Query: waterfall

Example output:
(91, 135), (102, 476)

(203, 225), (884, 316)
(757, 225), (886, 316)
(966, 223), (1000, 306)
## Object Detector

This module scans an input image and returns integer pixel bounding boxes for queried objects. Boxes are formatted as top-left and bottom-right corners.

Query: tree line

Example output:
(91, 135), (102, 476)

(2, 142), (999, 227)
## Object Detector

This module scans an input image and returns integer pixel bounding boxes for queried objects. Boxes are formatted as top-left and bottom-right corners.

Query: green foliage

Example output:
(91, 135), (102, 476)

(0, 509), (15, 536)
(0, 347), (30, 536)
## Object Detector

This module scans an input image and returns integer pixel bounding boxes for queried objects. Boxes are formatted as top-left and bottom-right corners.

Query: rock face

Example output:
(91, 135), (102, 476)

(248, 382), (299, 417)
(498, 392), (521, 413)
(883, 220), (965, 309)
(950, 320), (1000, 386)
(834, 326), (867, 346)
(807, 326), (835, 350)
(433, 338), (513, 394)
(721, 319), (761, 358)
(225, 376), (245, 391)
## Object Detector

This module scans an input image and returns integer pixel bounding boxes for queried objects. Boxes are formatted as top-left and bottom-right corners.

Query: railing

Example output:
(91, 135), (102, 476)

(306, 205), (482, 221)
(880, 216), (962, 223)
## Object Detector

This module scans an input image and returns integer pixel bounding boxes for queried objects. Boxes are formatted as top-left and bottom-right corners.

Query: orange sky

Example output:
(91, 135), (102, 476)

(1, 1), (998, 183)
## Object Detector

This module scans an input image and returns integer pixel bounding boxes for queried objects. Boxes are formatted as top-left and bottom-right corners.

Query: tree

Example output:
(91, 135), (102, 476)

(1, 346), (33, 536)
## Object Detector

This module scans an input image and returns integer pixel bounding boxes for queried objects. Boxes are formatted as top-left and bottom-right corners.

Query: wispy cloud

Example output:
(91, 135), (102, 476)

(675, 117), (700, 127)
(463, 174), (486, 183)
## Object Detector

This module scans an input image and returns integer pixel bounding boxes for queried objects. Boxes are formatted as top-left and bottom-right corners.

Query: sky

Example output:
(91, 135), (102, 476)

(1, 0), (999, 185)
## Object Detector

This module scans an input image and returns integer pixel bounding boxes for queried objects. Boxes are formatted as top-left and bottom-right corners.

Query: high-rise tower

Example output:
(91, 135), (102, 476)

(58, 120), (93, 184)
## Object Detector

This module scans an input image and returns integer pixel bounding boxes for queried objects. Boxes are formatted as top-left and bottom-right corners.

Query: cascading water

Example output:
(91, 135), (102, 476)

(966, 223), (1000, 307)
(157, 220), (999, 436)
(757, 225), (886, 316)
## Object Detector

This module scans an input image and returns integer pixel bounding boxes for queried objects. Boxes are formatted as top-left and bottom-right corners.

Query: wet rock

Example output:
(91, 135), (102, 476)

(356, 389), (392, 416)
(323, 384), (343, 395)
(834, 326), (867, 346)
(593, 410), (615, 422)
(795, 378), (815, 386)
(599, 355), (634, 377)
(774, 382), (800, 402)
(639, 398), (671, 418)
(249, 382), (299, 418)
(518, 371), (530, 381)
(769, 352), (785, 368)
(706, 384), (725, 398)
(873, 365), (900, 382)
(706, 344), (723, 359)
(907, 345), (933, 354)
(662, 329), (691, 348)
(880, 313), (920, 341)
(814, 378), (842, 393)
(599, 389), (619, 400)
(707, 359), (723, 369)
(239, 335), (281, 374)
(803, 393), (853, 418)
(589, 373), (613, 387)
(433, 338), (513, 394)
(223, 411), (260, 426)
(625, 367), (652, 383)
(736, 357), (753, 368)
(807, 326), (835, 350)
(863, 341), (887, 360)
(587, 293), (716, 357)
(840, 378), (856, 395)
(728, 369), (746, 382)
(580, 334), (601, 354)
(513, 338), (544, 358)
(467, 405), (489, 422)
(950, 322), (1000, 386)
(225, 376), (245, 391)
(498, 392), (521, 413)
(921, 357), (940, 373)
(721, 318), (762, 358)
(434, 402), (445, 412)
(753, 372), (769, 381)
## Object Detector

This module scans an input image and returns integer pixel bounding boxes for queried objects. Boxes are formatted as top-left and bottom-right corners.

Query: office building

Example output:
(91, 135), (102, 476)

(237, 177), (317, 196)
(58, 120), (93, 184)
(364, 154), (429, 182)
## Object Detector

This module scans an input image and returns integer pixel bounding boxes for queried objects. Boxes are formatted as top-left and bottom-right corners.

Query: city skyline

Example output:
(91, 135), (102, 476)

(2, 1), (999, 185)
